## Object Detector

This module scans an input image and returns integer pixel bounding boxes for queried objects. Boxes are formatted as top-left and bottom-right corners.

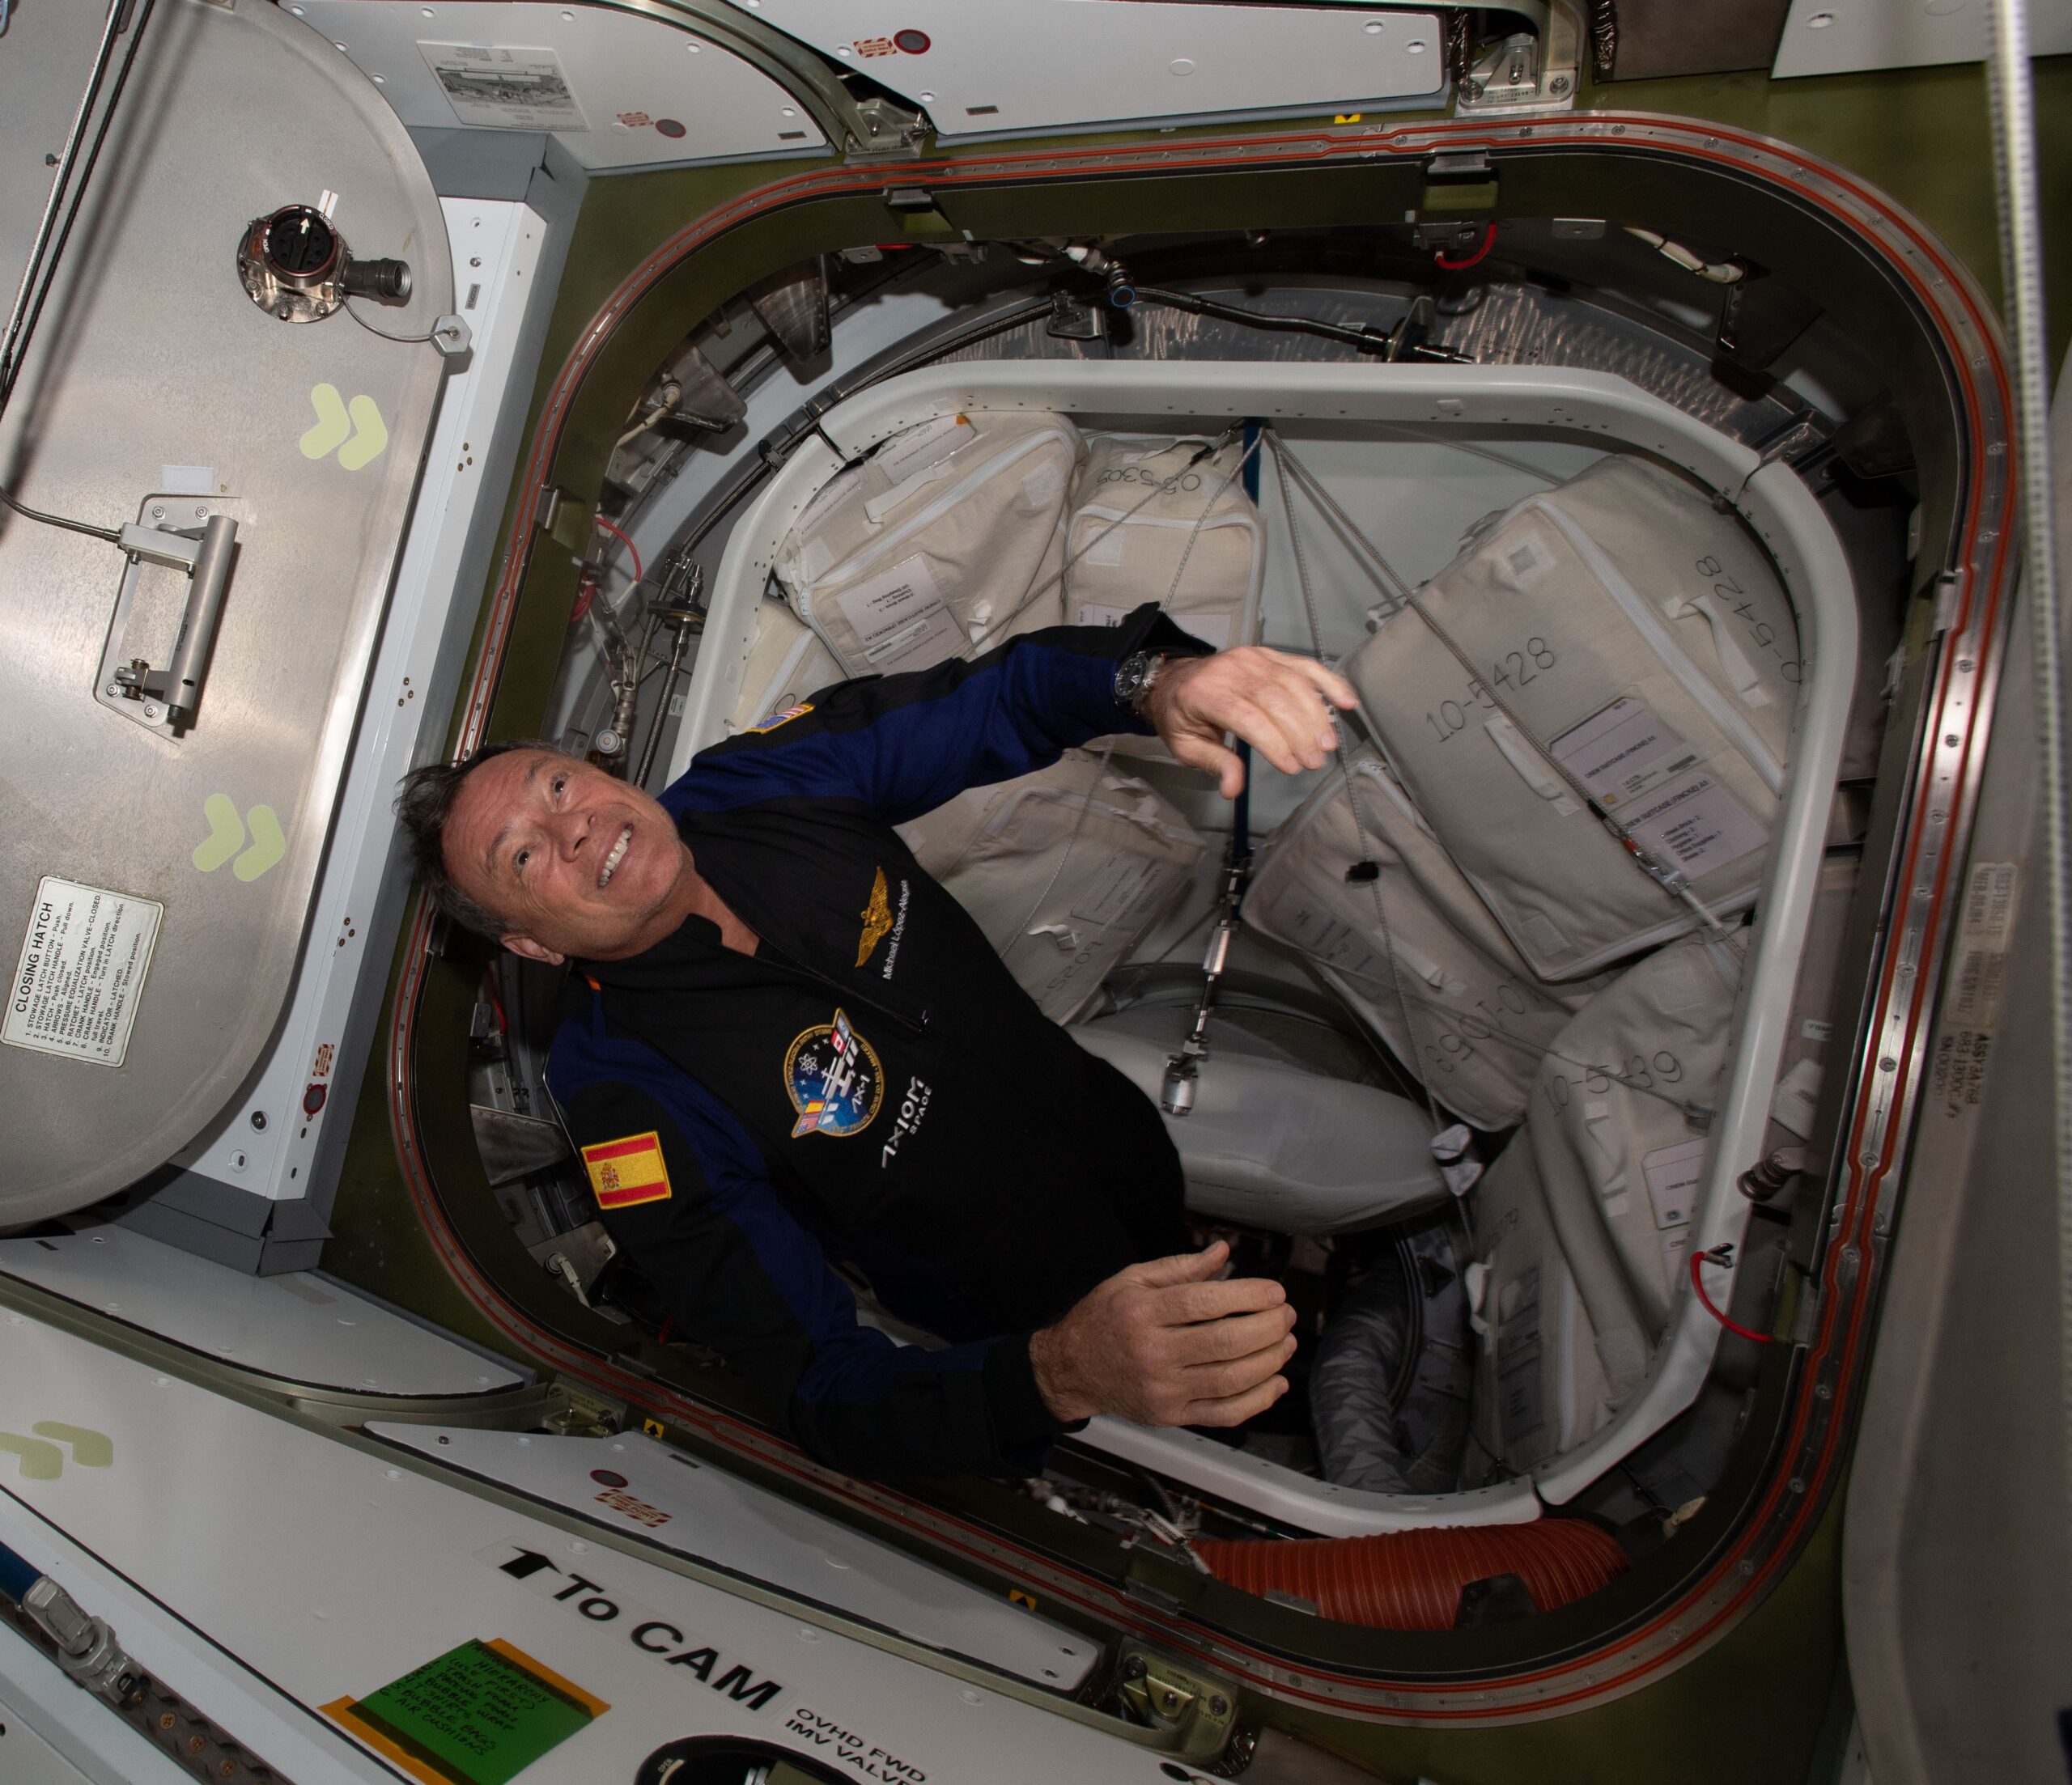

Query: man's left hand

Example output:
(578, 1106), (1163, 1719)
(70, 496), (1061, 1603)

(1146, 646), (1361, 799)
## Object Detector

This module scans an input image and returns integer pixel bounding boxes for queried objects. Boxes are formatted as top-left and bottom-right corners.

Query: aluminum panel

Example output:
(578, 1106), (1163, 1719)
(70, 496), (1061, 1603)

(294, 1), (830, 166)
(0, 1312), (1158, 1780)
(365, 1425), (1099, 1690)
(1775, 0), (2072, 77)
(0, 1227), (524, 1396)
(0, 0), (452, 1219)
(746, 0), (1446, 137)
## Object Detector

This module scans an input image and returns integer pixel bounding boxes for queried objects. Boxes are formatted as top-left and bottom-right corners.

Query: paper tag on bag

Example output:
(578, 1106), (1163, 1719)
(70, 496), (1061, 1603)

(832, 554), (966, 674)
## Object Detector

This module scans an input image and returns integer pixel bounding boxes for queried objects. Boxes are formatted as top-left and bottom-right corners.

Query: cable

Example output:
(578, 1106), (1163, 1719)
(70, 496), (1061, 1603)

(1690, 1247), (1772, 1343)
(0, 483), (120, 544)
(1269, 427), (1443, 1132)
(1435, 223), (1497, 272)
(341, 297), (442, 345)
(1985, 0), (2072, 1563)
(0, 0), (128, 405)
(592, 515), (644, 585)
(0, 0), (154, 547)
(1, 0), (154, 414)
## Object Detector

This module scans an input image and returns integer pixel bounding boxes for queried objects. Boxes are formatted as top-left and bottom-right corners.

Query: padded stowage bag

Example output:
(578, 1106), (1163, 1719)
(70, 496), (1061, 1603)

(1246, 748), (1591, 1130)
(1068, 1003), (1446, 1234)
(1346, 456), (1798, 980)
(897, 749), (1204, 1023)
(1066, 435), (1264, 655)
(726, 598), (844, 736)
(1526, 930), (1746, 1376)
(1465, 1139), (1613, 1479)
(775, 410), (1082, 678)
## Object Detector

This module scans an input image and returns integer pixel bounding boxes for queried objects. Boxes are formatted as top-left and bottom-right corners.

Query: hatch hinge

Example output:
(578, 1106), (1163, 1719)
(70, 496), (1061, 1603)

(1116, 1641), (1251, 1774)
(1452, 0), (1580, 114)
(847, 95), (929, 159)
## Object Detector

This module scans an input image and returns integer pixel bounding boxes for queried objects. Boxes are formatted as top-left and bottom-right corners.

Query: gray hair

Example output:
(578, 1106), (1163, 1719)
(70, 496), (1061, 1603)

(393, 739), (571, 939)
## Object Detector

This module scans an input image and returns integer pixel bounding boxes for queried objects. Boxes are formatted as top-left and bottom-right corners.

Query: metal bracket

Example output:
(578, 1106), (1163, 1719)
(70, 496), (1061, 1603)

(95, 496), (243, 736)
(1452, 0), (1580, 113)
(20, 1577), (138, 1705)
(430, 313), (470, 358)
(848, 95), (928, 159)
(1116, 1642), (1247, 1769)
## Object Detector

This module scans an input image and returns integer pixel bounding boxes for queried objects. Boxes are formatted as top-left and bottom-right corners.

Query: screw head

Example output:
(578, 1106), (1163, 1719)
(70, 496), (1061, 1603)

(1209, 1694), (1230, 1717)
(1121, 1656), (1147, 1681)
(1549, 74), (1571, 95)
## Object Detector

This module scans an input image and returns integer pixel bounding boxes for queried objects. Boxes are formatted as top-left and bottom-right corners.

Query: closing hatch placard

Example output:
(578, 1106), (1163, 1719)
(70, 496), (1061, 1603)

(4, 876), (162, 1068)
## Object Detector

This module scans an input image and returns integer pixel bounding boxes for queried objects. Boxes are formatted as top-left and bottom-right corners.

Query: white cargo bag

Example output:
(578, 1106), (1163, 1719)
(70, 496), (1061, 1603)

(774, 411), (1083, 679)
(1066, 435), (1264, 655)
(897, 749), (1205, 1023)
(1069, 1003), (1446, 1234)
(1246, 749), (1591, 1130)
(1465, 1138), (1613, 1479)
(726, 599), (845, 736)
(1345, 456), (1799, 980)
(1527, 928), (1746, 1371)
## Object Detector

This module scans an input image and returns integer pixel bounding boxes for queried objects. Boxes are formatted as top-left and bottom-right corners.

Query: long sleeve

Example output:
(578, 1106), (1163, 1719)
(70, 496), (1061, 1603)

(669, 604), (1215, 826)
(554, 1048), (1066, 1482)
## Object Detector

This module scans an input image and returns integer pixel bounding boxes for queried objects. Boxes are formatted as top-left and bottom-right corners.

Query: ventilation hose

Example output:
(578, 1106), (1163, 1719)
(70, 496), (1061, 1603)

(1193, 1518), (1629, 1630)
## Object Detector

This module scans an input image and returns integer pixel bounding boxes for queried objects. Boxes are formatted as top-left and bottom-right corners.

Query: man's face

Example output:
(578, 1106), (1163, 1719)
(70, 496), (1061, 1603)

(442, 749), (691, 963)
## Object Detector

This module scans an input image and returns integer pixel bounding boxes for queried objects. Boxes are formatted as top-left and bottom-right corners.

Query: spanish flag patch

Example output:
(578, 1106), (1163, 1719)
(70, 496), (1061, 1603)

(580, 1132), (672, 1210)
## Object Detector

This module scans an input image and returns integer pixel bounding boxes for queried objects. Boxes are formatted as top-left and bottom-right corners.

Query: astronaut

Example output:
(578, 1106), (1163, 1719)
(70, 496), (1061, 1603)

(397, 608), (1357, 1478)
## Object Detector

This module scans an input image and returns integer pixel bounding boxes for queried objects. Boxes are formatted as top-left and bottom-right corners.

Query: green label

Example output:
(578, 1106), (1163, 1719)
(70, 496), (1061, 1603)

(325, 1638), (607, 1785)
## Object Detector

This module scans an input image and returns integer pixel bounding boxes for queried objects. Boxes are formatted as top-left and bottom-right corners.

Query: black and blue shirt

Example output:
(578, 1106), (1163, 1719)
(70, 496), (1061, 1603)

(547, 608), (1208, 1480)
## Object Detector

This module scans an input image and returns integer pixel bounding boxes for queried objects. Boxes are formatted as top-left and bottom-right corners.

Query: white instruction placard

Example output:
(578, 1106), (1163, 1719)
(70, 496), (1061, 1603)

(5, 877), (163, 1069)
(419, 44), (587, 131)
(1072, 600), (1231, 651)
(1620, 770), (1765, 878)
(873, 413), (974, 485)
(1641, 1137), (1708, 1230)
(1550, 697), (1700, 808)
(1264, 885), (1384, 982)
(794, 463), (863, 541)
(1072, 850), (1177, 933)
(832, 554), (966, 674)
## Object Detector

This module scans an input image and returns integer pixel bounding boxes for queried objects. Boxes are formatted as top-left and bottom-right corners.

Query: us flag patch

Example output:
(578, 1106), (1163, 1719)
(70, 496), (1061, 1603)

(580, 1132), (672, 1210)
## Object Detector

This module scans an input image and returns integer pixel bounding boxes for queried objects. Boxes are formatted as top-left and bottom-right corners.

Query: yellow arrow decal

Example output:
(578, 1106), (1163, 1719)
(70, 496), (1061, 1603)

(193, 793), (245, 872)
(233, 803), (286, 882)
(300, 382), (351, 460)
(32, 1423), (112, 1468)
(0, 1432), (64, 1481)
(338, 394), (388, 471)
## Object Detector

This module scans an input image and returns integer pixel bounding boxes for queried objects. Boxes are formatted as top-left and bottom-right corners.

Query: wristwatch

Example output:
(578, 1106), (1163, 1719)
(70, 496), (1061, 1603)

(1112, 650), (1170, 718)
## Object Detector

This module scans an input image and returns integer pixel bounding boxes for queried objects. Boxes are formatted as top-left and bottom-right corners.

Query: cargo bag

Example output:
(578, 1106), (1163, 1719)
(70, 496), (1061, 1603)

(1344, 456), (1799, 981)
(1525, 929), (1745, 1374)
(774, 410), (1083, 679)
(1069, 1002), (1446, 1234)
(1066, 435), (1264, 654)
(1245, 748), (1590, 1130)
(726, 598), (845, 736)
(1464, 1139), (1614, 1480)
(896, 749), (1205, 1024)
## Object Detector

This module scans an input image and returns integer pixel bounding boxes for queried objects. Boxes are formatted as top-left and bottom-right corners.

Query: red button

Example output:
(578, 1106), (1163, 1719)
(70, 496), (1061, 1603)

(893, 28), (930, 53)
(590, 1469), (628, 1488)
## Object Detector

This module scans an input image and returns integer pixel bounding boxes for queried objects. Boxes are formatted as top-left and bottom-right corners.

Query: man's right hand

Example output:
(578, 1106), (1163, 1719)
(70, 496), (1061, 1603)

(1027, 1240), (1297, 1428)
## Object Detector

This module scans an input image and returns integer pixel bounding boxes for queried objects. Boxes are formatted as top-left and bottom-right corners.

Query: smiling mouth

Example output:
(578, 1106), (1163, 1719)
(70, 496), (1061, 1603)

(597, 825), (631, 889)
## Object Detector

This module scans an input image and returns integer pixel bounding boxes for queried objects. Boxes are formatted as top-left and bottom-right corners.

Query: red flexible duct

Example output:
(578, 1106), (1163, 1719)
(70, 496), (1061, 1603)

(1195, 1518), (1630, 1630)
